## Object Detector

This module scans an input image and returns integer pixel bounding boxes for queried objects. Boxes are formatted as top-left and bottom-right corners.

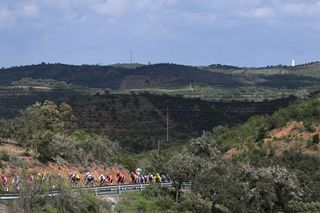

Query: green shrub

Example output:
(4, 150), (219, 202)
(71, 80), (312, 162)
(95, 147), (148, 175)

(255, 127), (266, 142)
(288, 202), (320, 213)
(312, 134), (319, 145)
(178, 193), (212, 213)
(116, 192), (176, 213)
(142, 183), (173, 199)
(305, 122), (316, 132)
(0, 151), (10, 162)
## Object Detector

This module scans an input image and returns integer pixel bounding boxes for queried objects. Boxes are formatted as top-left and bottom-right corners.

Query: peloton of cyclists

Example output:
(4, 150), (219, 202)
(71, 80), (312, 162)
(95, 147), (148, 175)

(0, 170), (171, 192)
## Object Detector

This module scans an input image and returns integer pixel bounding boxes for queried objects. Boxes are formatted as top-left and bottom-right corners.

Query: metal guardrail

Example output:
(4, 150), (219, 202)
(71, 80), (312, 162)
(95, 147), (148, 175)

(0, 182), (191, 200)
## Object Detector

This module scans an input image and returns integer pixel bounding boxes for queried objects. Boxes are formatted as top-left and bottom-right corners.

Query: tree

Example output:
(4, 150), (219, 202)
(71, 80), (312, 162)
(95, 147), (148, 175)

(59, 102), (77, 132)
(166, 154), (203, 202)
(193, 161), (251, 213)
(178, 192), (212, 213)
(12, 101), (77, 160)
(34, 131), (59, 161)
(188, 132), (221, 159)
(243, 166), (303, 212)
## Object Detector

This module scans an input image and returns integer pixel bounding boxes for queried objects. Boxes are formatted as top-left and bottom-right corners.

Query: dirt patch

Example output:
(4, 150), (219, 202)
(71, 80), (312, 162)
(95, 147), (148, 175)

(270, 121), (320, 140)
(0, 142), (130, 186)
(223, 148), (242, 159)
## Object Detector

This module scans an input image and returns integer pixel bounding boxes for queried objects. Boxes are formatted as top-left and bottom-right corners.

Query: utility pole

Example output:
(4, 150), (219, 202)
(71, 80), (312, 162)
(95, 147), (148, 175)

(157, 140), (160, 156)
(158, 108), (168, 156)
(130, 49), (133, 64)
(166, 107), (169, 143)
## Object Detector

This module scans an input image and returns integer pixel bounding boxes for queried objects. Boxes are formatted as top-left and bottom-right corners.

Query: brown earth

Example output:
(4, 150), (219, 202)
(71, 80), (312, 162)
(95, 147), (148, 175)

(264, 121), (320, 157)
(0, 142), (130, 186)
(270, 121), (315, 140)
(224, 121), (320, 159)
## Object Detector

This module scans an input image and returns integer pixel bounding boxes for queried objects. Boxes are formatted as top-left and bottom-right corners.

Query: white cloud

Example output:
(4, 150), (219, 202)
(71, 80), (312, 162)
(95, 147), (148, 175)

(280, 2), (320, 17)
(23, 4), (38, 16)
(91, 0), (129, 17)
(160, 11), (216, 27)
(90, 0), (178, 17)
(239, 7), (275, 18)
(42, 0), (75, 9)
(0, 7), (16, 28)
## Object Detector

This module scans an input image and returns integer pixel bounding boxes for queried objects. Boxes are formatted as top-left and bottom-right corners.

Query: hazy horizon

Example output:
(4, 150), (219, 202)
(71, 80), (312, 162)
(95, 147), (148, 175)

(2, 60), (319, 70)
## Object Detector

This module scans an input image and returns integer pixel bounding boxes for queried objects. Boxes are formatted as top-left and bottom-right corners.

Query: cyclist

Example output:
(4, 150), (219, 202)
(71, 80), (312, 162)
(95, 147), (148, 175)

(161, 174), (167, 183)
(116, 171), (125, 184)
(1, 174), (9, 192)
(155, 173), (161, 183)
(12, 172), (21, 192)
(144, 174), (149, 184)
(68, 173), (80, 187)
(149, 174), (154, 183)
(28, 174), (35, 182)
(130, 171), (139, 184)
(139, 175), (145, 184)
(75, 174), (80, 186)
(106, 174), (113, 184)
(99, 174), (107, 186)
(85, 172), (95, 187)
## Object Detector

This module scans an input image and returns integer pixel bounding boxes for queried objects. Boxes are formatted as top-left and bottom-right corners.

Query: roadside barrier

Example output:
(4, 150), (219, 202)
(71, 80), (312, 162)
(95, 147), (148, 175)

(0, 182), (192, 200)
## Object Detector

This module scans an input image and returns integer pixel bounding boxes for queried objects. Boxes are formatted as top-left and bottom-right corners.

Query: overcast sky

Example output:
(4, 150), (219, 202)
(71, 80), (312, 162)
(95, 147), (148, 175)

(0, 0), (319, 67)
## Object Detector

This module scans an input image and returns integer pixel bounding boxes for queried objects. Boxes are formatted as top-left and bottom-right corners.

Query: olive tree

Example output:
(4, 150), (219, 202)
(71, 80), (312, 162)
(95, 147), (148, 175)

(166, 153), (204, 202)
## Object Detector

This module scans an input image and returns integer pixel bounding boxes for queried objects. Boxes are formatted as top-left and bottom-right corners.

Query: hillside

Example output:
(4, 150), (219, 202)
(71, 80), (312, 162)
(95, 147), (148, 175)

(0, 141), (128, 187)
(203, 61), (320, 77)
(0, 83), (298, 152)
(146, 94), (320, 213)
(0, 64), (314, 151)
(213, 94), (320, 156)
(0, 101), (130, 183)
(0, 63), (252, 89)
(1, 62), (320, 101)
(0, 78), (319, 212)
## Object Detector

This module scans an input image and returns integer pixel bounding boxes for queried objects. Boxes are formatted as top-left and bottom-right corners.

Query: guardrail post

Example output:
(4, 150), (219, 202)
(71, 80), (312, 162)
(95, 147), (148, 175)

(118, 185), (121, 194)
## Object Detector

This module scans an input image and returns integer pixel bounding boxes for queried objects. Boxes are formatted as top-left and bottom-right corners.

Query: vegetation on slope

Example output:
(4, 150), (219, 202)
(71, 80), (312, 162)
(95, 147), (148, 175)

(130, 96), (320, 213)
(203, 61), (320, 78)
(2, 62), (320, 101)
(0, 100), (119, 164)
(70, 92), (297, 152)
(0, 63), (251, 89)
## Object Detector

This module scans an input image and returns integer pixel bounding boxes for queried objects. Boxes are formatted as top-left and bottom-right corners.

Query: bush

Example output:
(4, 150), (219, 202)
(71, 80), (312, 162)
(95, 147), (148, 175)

(178, 193), (212, 213)
(142, 183), (173, 199)
(0, 151), (10, 162)
(9, 177), (111, 213)
(35, 132), (59, 161)
(305, 122), (316, 132)
(116, 192), (176, 213)
(255, 127), (266, 142)
(312, 134), (319, 145)
(288, 202), (320, 213)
